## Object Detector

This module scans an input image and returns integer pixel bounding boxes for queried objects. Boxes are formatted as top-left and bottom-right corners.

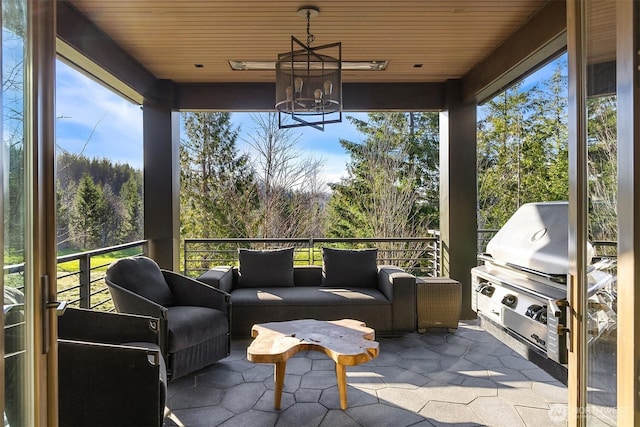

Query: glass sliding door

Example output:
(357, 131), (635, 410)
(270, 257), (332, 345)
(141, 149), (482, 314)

(1, 0), (57, 424)
(2, 0), (32, 425)
(566, 0), (640, 425)
(584, 0), (618, 424)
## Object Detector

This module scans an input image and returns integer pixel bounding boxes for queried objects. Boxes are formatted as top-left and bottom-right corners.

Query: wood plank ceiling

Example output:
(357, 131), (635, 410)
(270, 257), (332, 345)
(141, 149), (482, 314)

(66, 0), (551, 85)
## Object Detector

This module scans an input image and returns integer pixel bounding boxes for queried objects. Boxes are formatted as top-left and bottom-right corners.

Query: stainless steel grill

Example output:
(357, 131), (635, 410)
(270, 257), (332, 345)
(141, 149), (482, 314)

(471, 202), (617, 364)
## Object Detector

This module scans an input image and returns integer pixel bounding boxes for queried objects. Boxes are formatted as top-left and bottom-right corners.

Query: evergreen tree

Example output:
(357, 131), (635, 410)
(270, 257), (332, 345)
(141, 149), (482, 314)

(327, 112), (439, 238)
(70, 174), (107, 248)
(119, 173), (143, 242)
(180, 112), (257, 239)
(477, 63), (569, 232)
(56, 152), (143, 250)
(325, 112), (439, 270)
(100, 183), (120, 246)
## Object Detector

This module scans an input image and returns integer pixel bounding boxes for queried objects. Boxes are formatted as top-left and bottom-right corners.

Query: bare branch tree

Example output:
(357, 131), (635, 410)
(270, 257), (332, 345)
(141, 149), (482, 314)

(244, 113), (327, 238)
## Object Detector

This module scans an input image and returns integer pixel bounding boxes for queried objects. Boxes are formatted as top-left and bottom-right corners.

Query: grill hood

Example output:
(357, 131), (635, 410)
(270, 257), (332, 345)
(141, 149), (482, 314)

(486, 201), (594, 276)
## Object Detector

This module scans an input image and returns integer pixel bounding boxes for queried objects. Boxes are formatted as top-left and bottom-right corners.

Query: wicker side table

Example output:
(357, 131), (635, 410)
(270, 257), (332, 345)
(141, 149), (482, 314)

(416, 277), (462, 332)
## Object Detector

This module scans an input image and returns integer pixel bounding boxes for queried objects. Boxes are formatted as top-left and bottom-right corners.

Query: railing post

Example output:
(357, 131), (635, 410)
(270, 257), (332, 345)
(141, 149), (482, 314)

(309, 238), (314, 265)
(79, 254), (91, 308)
(183, 240), (188, 276)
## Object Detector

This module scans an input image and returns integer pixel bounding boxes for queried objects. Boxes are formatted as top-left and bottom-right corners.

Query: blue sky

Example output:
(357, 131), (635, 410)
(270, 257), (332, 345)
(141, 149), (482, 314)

(56, 61), (145, 168)
(55, 54), (567, 181)
(56, 60), (364, 183)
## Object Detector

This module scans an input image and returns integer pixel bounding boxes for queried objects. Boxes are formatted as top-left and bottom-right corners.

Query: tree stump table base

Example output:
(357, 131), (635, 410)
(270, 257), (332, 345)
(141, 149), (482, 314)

(247, 318), (379, 410)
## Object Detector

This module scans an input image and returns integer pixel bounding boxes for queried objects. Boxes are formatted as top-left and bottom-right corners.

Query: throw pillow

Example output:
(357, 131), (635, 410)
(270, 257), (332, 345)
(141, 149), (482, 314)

(237, 248), (295, 288)
(322, 247), (378, 288)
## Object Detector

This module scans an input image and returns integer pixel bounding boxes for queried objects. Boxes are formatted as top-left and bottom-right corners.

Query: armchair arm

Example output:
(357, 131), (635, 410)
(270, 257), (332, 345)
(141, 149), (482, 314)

(58, 307), (159, 346)
(196, 266), (234, 293)
(105, 280), (169, 358)
(106, 279), (168, 321)
(378, 266), (416, 332)
(162, 270), (231, 314)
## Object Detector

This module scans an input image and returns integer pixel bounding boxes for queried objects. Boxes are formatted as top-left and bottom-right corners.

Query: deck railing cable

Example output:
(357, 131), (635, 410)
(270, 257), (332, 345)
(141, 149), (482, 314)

(183, 235), (441, 278)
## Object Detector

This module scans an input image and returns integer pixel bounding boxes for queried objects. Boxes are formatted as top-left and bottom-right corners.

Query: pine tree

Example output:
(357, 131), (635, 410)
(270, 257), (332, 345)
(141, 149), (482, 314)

(180, 112), (257, 239)
(327, 112), (439, 238)
(70, 174), (107, 248)
(119, 173), (143, 242)
(325, 112), (439, 270)
(477, 63), (569, 233)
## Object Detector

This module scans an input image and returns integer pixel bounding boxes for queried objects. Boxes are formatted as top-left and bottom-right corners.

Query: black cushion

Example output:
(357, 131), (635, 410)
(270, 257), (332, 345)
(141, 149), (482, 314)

(237, 248), (295, 288)
(322, 247), (378, 288)
(106, 257), (174, 306)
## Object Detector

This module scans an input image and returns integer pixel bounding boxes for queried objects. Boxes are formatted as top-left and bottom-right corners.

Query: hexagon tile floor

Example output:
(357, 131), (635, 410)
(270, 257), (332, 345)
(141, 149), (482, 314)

(164, 321), (571, 427)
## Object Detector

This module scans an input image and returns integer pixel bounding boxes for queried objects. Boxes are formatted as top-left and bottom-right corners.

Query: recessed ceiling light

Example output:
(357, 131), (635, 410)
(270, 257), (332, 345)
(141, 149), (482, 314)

(229, 60), (388, 71)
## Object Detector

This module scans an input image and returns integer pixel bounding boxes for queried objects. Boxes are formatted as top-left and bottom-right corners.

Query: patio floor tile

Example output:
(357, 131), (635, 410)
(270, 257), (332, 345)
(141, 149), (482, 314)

(164, 321), (570, 426)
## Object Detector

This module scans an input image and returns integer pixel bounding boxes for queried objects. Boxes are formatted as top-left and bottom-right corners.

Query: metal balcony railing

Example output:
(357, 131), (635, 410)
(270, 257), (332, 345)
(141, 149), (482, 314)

(183, 236), (441, 278)
(1, 235), (616, 314)
(3, 240), (147, 312)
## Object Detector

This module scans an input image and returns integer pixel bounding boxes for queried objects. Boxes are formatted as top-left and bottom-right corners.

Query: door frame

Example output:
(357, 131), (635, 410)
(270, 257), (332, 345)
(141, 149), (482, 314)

(566, 0), (640, 425)
(20, 0), (58, 425)
(615, 0), (640, 425)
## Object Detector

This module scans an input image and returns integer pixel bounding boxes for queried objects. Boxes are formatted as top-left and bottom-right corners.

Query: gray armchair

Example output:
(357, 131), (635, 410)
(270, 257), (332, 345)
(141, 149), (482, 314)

(105, 256), (231, 379)
(58, 307), (166, 426)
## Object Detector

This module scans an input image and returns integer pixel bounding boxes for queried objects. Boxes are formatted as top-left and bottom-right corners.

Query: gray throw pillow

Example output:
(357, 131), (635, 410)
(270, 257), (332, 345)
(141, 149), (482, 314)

(237, 248), (295, 288)
(322, 247), (378, 288)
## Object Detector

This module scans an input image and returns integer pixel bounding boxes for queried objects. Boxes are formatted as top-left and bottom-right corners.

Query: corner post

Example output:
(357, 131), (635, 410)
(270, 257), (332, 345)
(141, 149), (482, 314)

(439, 79), (478, 319)
(143, 80), (180, 270)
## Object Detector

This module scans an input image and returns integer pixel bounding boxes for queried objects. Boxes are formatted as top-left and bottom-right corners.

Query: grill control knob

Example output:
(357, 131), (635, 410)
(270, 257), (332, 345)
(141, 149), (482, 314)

(536, 305), (547, 325)
(480, 286), (494, 297)
(526, 305), (543, 318)
(501, 294), (517, 308)
(536, 306), (548, 324)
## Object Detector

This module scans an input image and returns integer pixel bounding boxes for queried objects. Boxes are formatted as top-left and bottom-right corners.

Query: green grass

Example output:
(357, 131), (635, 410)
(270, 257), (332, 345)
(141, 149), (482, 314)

(57, 247), (143, 273)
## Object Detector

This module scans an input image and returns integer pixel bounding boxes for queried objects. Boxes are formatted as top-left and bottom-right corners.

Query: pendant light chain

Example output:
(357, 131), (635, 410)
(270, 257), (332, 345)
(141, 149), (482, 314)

(306, 10), (315, 47)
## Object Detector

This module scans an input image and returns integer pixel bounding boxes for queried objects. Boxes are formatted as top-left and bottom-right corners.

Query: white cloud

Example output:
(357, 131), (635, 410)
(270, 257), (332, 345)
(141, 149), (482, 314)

(56, 60), (143, 168)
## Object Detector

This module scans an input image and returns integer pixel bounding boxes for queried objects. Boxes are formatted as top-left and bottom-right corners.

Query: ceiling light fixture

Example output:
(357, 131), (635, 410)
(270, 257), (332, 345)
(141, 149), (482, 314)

(275, 6), (341, 131)
(229, 60), (388, 71)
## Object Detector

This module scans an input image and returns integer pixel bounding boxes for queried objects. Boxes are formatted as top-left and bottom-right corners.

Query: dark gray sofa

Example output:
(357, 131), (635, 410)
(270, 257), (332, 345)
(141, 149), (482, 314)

(198, 249), (416, 338)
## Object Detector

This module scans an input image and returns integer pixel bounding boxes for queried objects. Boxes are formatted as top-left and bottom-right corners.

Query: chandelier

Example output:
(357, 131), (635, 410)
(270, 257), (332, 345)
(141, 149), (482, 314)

(275, 6), (342, 131)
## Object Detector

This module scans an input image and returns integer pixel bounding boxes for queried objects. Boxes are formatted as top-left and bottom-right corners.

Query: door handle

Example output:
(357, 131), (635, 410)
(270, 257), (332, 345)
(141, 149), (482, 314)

(47, 300), (67, 315)
(564, 275), (573, 353)
(41, 276), (66, 354)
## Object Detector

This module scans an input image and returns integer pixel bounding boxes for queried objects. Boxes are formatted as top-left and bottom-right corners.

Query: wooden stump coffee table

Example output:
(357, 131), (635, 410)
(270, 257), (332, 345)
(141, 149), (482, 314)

(247, 318), (379, 410)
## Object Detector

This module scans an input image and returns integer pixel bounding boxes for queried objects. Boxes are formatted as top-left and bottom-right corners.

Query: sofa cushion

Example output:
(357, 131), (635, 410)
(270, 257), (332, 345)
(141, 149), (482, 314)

(322, 247), (378, 288)
(293, 265), (323, 287)
(238, 248), (295, 288)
